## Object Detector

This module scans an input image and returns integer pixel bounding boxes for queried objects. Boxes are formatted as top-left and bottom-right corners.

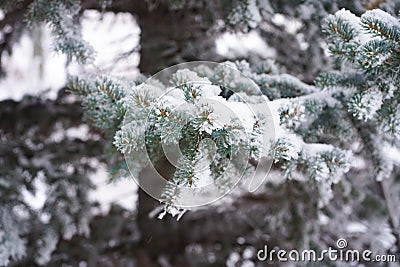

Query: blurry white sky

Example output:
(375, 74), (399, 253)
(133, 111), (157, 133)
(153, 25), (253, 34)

(0, 10), (140, 101)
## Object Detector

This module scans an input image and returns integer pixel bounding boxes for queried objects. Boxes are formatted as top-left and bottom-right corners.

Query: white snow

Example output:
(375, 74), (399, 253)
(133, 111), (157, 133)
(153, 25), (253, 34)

(49, 123), (91, 142)
(247, 0), (262, 28)
(35, 229), (58, 265)
(171, 69), (211, 86)
(216, 31), (276, 59)
(88, 163), (138, 213)
(272, 13), (302, 34)
(200, 84), (221, 98)
(335, 9), (363, 32)
(242, 247), (255, 259)
(227, 0), (261, 29)
(241, 260), (255, 267)
(302, 143), (334, 154)
(381, 142), (400, 166)
(318, 212), (330, 225)
(0, 29), (67, 101)
(346, 221), (367, 233)
(354, 88), (383, 121)
(226, 252), (241, 267)
(21, 171), (47, 210)
(333, 9), (370, 43)
(362, 9), (400, 28)
(273, 74), (317, 94)
(204, 95), (256, 133)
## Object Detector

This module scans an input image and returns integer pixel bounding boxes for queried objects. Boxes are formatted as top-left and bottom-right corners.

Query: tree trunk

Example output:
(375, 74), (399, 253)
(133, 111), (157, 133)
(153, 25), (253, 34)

(136, 2), (222, 74)
(133, 4), (228, 265)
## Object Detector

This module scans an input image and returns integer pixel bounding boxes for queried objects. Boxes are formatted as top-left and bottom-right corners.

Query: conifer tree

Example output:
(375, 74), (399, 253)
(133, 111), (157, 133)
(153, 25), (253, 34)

(1, 0), (400, 266)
